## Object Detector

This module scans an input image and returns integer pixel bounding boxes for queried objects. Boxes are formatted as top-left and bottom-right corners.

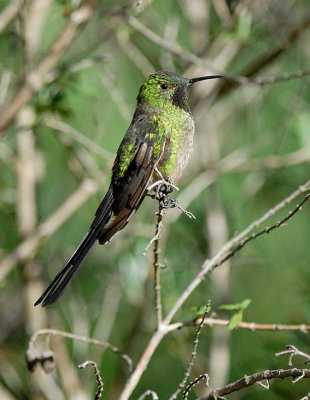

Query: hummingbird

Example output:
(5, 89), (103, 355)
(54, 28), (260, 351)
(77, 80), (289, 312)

(35, 71), (222, 307)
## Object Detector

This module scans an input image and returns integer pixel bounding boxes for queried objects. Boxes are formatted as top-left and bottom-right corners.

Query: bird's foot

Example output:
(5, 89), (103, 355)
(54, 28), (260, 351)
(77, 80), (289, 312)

(147, 178), (178, 201)
(161, 195), (196, 219)
(147, 174), (195, 219)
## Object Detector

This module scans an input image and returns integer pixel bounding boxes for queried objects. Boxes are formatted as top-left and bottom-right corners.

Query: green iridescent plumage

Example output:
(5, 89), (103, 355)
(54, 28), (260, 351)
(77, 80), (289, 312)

(35, 71), (221, 307)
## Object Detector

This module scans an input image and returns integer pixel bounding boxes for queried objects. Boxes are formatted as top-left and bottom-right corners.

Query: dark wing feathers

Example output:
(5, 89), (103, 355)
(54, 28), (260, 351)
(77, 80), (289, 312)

(98, 140), (154, 244)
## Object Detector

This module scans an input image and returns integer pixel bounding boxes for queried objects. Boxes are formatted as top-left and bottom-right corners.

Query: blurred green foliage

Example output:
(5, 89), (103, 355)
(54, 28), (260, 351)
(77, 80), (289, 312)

(0, 0), (309, 399)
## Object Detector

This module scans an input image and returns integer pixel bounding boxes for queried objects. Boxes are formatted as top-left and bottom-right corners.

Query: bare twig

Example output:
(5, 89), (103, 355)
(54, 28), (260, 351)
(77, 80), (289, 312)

(200, 369), (310, 399)
(245, 69), (310, 85)
(235, 146), (310, 171)
(170, 303), (211, 400)
(128, 16), (221, 75)
(29, 328), (132, 373)
(78, 360), (104, 399)
(216, 192), (310, 268)
(276, 345), (310, 366)
(183, 374), (210, 400)
(167, 318), (310, 333)
(0, 0), (24, 33)
(44, 116), (112, 159)
(152, 205), (166, 329)
(137, 390), (159, 400)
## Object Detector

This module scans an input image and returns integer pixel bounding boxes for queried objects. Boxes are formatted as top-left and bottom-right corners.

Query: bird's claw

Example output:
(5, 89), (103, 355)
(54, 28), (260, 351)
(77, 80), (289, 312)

(161, 196), (196, 219)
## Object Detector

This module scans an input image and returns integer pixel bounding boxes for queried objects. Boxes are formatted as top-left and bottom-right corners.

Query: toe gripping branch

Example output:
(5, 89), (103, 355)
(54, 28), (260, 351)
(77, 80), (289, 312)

(147, 179), (195, 219)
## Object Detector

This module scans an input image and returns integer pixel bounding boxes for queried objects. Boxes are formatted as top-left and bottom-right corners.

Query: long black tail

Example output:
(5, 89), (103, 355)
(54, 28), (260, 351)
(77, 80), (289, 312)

(35, 189), (114, 307)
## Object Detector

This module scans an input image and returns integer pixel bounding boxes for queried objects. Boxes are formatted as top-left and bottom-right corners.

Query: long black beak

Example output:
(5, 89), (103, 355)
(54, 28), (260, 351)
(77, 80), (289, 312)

(189, 75), (222, 85)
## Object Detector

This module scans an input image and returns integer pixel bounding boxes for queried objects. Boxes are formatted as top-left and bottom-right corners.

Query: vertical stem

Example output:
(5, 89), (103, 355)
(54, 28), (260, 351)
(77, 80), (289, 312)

(153, 205), (165, 329)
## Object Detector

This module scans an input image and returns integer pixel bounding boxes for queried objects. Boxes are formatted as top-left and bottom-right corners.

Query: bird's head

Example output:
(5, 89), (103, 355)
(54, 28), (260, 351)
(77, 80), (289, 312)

(137, 71), (222, 112)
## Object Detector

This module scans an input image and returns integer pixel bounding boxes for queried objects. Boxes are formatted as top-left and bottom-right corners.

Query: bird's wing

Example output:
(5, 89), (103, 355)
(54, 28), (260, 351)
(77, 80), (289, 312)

(98, 138), (156, 244)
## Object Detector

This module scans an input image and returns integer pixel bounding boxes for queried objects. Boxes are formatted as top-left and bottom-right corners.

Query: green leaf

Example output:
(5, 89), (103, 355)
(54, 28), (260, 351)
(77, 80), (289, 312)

(240, 299), (251, 310)
(228, 312), (243, 330)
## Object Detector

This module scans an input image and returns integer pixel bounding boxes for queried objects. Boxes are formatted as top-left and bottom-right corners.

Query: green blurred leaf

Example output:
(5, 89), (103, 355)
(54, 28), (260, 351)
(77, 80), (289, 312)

(228, 311), (243, 330)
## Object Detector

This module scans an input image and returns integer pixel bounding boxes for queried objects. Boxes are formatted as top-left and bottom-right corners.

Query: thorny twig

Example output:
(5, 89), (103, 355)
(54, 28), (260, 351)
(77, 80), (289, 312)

(215, 192), (310, 269)
(170, 303), (211, 399)
(200, 369), (310, 399)
(136, 390), (159, 400)
(79, 360), (104, 399)
(183, 374), (210, 400)
(276, 345), (310, 366)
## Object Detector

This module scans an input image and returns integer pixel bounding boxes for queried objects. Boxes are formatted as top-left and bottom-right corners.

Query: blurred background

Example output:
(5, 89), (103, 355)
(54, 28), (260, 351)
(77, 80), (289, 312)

(0, 0), (309, 399)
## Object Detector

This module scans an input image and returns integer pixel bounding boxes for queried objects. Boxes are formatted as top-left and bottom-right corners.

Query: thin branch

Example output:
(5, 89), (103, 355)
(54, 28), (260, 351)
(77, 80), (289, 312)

(78, 360), (104, 400)
(183, 374), (209, 400)
(217, 192), (310, 268)
(235, 146), (310, 172)
(152, 204), (166, 329)
(167, 318), (310, 333)
(200, 369), (310, 399)
(28, 328), (132, 373)
(276, 345), (310, 366)
(244, 69), (310, 85)
(0, 0), (99, 134)
(128, 16), (221, 74)
(170, 303), (211, 400)
(136, 390), (159, 400)
(44, 116), (112, 159)
(0, 0), (24, 33)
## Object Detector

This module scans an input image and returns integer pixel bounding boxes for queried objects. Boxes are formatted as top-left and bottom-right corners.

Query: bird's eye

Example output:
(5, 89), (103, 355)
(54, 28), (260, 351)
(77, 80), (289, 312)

(159, 83), (169, 90)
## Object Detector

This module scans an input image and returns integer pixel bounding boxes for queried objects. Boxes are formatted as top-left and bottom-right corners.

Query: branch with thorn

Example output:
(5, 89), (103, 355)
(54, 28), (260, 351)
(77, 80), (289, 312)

(276, 345), (310, 366)
(79, 360), (104, 400)
(200, 368), (310, 399)
(170, 303), (211, 400)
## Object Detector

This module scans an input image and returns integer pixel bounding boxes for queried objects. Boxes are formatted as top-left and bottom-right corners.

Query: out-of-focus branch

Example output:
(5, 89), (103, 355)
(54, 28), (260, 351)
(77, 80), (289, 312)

(128, 16), (220, 74)
(200, 368), (310, 399)
(0, 0), (24, 33)
(0, 0), (99, 134)
(44, 116), (112, 159)
(28, 328), (132, 373)
(0, 176), (103, 282)
(235, 146), (310, 171)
